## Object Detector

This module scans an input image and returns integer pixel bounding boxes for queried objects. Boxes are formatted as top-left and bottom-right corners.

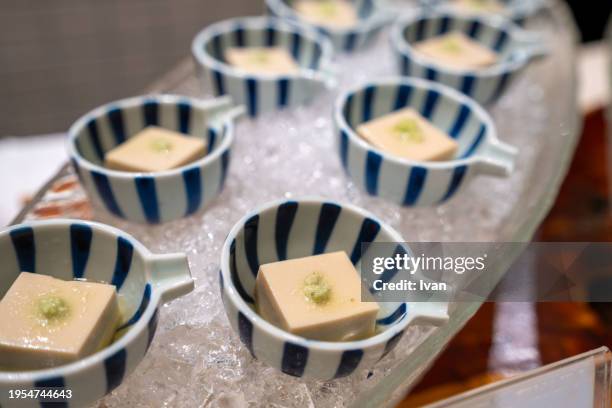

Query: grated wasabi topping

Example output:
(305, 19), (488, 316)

(37, 295), (70, 321)
(303, 272), (332, 304)
(150, 138), (173, 153)
(392, 118), (425, 143)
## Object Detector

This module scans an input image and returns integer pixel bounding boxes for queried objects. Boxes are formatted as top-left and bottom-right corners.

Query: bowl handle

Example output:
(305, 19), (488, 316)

(475, 140), (518, 178)
(512, 28), (549, 62)
(409, 301), (449, 327)
(149, 253), (195, 302)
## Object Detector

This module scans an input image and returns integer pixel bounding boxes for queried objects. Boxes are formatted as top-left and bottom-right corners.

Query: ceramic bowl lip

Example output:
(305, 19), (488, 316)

(220, 197), (413, 352)
(67, 94), (235, 180)
(266, 0), (394, 35)
(334, 76), (498, 170)
(191, 16), (335, 81)
(390, 11), (533, 77)
(0, 219), (164, 383)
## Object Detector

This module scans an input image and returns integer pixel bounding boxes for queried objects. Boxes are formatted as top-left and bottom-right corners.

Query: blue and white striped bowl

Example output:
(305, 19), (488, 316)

(0, 219), (194, 408)
(266, 0), (395, 53)
(334, 78), (517, 206)
(220, 198), (448, 380)
(192, 16), (334, 117)
(378, 0), (549, 25)
(68, 94), (240, 224)
(390, 12), (547, 104)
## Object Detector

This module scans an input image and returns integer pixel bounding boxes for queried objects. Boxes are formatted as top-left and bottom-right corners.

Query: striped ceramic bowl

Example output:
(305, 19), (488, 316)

(390, 12), (547, 104)
(0, 219), (194, 408)
(378, 0), (549, 25)
(265, 0), (394, 53)
(334, 78), (517, 206)
(220, 198), (448, 380)
(68, 94), (240, 224)
(192, 16), (334, 117)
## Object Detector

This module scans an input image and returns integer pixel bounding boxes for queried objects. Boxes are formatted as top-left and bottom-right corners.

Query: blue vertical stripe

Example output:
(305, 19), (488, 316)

(230, 239), (255, 303)
(118, 284), (151, 330)
(467, 20), (482, 39)
(87, 119), (105, 161)
(425, 67), (438, 81)
(35, 377), (68, 408)
(234, 25), (245, 46)
(402, 166), (428, 206)
(334, 349), (364, 378)
(213, 70), (225, 96)
(365, 151), (382, 195)
(278, 78), (290, 108)
(265, 26), (276, 46)
(212, 34), (223, 59)
(394, 84), (413, 110)
(135, 176), (160, 223)
(238, 312), (254, 356)
(438, 16), (450, 34)
(362, 85), (375, 122)
(441, 165), (467, 203)
(275, 201), (298, 261)
(91, 171), (124, 217)
(243, 215), (260, 277)
(70, 223), (92, 279)
(142, 99), (159, 127)
(377, 303), (407, 325)
(461, 125), (486, 158)
(182, 167), (202, 216)
(313, 203), (342, 255)
(112, 236), (133, 290)
(246, 78), (258, 117)
(339, 130), (349, 170)
(206, 128), (217, 151)
(460, 75), (476, 96)
(10, 226), (35, 273)
(401, 55), (411, 76)
(310, 44), (321, 69)
(421, 89), (440, 120)
(350, 218), (381, 265)
(107, 107), (126, 145)
(449, 104), (470, 139)
(493, 30), (508, 52)
(177, 101), (191, 134)
(281, 342), (309, 377)
(146, 308), (159, 350)
(344, 32), (358, 52)
(220, 150), (230, 188)
(104, 349), (127, 393)
(491, 72), (511, 102)
(291, 32), (301, 59)
(416, 18), (426, 40)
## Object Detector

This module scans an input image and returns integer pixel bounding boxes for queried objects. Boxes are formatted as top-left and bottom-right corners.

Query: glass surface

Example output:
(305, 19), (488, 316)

(423, 347), (612, 408)
(12, 0), (580, 406)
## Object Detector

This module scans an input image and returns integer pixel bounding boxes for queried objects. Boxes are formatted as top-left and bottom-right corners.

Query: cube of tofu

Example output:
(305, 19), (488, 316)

(255, 251), (379, 342)
(0, 272), (121, 370)
(452, 0), (507, 15)
(225, 47), (300, 76)
(357, 107), (458, 162)
(294, 0), (358, 29)
(413, 32), (498, 70)
(104, 126), (206, 172)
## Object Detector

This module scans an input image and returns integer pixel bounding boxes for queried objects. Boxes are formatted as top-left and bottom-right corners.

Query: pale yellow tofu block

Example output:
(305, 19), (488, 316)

(294, 0), (358, 29)
(452, 0), (507, 15)
(225, 47), (300, 76)
(255, 251), (379, 342)
(105, 126), (206, 172)
(0, 272), (121, 370)
(357, 108), (458, 162)
(414, 32), (498, 70)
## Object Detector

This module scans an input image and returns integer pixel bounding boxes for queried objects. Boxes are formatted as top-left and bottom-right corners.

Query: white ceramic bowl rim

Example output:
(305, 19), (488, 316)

(0, 219), (163, 383)
(266, 0), (394, 34)
(334, 76), (499, 170)
(67, 94), (235, 179)
(390, 12), (535, 77)
(191, 16), (335, 81)
(220, 197), (414, 352)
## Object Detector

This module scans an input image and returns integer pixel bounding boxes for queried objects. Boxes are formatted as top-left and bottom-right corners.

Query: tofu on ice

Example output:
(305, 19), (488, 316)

(0, 272), (121, 370)
(414, 32), (498, 70)
(255, 251), (380, 342)
(294, 0), (358, 29)
(225, 47), (300, 76)
(357, 107), (458, 162)
(104, 126), (207, 172)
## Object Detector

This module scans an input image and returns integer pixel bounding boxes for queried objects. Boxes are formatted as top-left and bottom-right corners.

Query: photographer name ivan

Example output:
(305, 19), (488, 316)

(372, 278), (448, 292)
